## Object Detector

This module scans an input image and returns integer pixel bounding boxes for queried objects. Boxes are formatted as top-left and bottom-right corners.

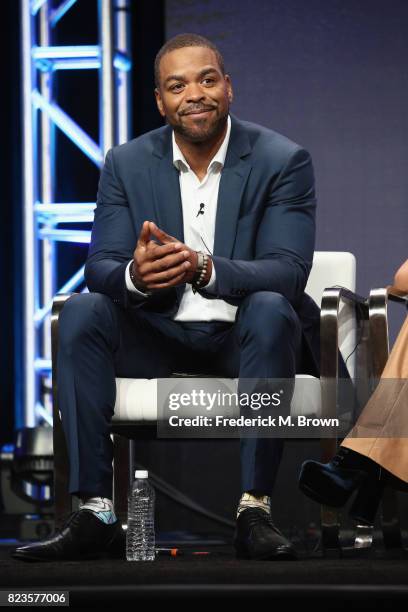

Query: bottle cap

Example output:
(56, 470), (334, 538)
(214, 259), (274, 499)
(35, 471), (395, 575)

(135, 470), (148, 479)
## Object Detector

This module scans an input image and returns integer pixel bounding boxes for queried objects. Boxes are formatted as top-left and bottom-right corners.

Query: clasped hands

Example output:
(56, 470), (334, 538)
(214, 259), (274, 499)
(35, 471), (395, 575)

(130, 221), (212, 292)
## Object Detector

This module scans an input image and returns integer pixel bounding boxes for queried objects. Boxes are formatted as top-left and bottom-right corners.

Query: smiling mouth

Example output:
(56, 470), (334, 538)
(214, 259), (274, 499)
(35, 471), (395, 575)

(183, 108), (215, 116)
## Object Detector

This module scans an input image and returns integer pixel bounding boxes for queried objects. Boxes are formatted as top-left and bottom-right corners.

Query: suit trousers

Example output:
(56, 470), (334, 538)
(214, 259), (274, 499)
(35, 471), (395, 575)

(57, 290), (302, 500)
(342, 314), (408, 482)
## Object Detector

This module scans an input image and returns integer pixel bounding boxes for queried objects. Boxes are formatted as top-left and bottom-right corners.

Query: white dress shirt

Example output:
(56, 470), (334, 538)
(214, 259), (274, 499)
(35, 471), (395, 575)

(126, 115), (237, 322)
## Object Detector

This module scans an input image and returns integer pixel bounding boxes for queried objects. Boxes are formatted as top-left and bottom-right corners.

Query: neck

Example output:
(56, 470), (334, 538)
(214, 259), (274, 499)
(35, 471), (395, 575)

(174, 119), (228, 179)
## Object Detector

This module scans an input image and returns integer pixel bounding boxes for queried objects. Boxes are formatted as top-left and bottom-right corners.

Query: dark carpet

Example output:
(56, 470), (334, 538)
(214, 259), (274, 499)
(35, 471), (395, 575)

(2, 544), (408, 606)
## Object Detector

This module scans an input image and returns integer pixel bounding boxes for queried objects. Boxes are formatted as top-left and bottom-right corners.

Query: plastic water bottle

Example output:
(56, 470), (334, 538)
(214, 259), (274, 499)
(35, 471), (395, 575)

(126, 470), (155, 561)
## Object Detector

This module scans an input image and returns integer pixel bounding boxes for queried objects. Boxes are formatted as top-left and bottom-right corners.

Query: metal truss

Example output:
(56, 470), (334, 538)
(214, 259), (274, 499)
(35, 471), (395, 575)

(21, 0), (132, 427)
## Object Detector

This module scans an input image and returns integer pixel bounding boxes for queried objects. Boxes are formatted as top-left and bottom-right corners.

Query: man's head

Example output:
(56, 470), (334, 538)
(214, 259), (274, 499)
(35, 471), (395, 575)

(154, 33), (233, 144)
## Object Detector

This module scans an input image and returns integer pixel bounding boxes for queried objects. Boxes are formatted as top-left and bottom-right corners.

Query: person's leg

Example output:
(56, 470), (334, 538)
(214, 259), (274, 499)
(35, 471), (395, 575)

(200, 292), (301, 559)
(341, 315), (408, 482)
(298, 317), (408, 525)
(208, 291), (302, 497)
(57, 293), (193, 500)
(13, 294), (223, 561)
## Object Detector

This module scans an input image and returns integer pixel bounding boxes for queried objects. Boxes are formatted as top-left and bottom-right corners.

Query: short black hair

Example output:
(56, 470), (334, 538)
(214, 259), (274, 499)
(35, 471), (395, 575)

(154, 33), (226, 88)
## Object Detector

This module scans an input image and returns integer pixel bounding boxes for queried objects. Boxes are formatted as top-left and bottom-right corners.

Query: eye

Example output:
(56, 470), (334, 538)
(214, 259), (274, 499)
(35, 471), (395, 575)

(170, 83), (184, 92)
(202, 77), (215, 85)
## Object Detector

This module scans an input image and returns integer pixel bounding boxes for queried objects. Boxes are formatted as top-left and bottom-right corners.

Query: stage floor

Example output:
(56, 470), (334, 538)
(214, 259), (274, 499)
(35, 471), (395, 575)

(2, 544), (408, 605)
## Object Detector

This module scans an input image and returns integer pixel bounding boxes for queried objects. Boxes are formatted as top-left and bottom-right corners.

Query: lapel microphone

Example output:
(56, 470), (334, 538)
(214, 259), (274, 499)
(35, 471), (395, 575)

(196, 203), (205, 217)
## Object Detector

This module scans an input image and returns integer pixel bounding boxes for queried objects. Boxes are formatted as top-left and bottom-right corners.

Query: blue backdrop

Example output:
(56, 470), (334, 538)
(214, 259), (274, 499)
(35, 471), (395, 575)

(166, 0), (408, 336)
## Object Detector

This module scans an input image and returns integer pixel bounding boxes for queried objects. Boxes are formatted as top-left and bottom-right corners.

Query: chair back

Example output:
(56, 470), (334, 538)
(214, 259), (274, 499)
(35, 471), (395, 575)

(305, 251), (356, 305)
(306, 251), (357, 377)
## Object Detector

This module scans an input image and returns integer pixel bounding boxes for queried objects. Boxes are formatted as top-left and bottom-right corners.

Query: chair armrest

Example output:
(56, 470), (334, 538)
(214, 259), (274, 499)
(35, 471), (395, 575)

(320, 287), (367, 379)
(320, 288), (368, 462)
(368, 287), (408, 376)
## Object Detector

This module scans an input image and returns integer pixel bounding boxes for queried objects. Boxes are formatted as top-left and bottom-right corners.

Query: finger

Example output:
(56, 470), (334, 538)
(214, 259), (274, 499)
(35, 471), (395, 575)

(137, 221), (151, 247)
(149, 221), (177, 244)
(144, 260), (190, 286)
(144, 240), (184, 261)
(143, 250), (189, 274)
(147, 271), (188, 290)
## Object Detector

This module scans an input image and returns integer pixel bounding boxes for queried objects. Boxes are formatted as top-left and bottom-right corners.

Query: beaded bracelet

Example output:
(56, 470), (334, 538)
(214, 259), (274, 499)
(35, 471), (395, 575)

(192, 251), (209, 294)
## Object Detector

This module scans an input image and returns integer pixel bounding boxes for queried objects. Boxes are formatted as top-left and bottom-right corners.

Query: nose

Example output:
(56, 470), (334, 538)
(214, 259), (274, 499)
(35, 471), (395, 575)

(185, 82), (205, 103)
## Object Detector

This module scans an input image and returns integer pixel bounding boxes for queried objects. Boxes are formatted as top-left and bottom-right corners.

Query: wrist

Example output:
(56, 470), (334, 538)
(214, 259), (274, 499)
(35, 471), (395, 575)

(130, 261), (151, 294)
(202, 256), (212, 285)
(191, 252), (211, 293)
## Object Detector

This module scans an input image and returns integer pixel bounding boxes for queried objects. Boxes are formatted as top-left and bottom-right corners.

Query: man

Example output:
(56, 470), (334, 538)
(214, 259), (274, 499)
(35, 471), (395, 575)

(13, 33), (317, 562)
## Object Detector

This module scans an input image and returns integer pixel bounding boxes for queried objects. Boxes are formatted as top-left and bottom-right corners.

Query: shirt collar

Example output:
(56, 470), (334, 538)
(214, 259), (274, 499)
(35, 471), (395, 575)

(172, 114), (231, 174)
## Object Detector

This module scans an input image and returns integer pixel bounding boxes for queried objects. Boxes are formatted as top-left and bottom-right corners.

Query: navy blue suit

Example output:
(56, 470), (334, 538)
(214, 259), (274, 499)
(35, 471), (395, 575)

(58, 114), (317, 499)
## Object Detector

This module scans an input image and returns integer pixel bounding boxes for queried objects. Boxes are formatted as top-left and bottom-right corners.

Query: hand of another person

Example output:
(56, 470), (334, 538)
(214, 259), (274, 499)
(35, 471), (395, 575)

(388, 259), (408, 295)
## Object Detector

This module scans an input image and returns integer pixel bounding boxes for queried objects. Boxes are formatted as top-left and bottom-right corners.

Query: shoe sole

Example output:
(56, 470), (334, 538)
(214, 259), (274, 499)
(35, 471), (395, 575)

(299, 480), (343, 507)
(235, 550), (297, 561)
(299, 463), (362, 507)
(234, 545), (297, 561)
(11, 550), (115, 563)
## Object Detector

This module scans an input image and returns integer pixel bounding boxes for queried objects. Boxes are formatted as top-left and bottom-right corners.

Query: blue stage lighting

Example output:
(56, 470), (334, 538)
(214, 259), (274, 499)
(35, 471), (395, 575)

(34, 266), (86, 326)
(21, 0), (132, 429)
(32, 90), (103, 166)
(50, 0), (79, 27)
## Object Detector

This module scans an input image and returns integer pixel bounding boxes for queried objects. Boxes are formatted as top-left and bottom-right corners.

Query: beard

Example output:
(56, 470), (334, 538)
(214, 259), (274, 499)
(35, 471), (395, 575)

(171, 108), (229, 143)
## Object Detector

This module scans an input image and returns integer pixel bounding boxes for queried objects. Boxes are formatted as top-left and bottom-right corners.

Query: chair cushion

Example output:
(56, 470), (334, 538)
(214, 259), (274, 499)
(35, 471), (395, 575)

(112, 374), (322, 423)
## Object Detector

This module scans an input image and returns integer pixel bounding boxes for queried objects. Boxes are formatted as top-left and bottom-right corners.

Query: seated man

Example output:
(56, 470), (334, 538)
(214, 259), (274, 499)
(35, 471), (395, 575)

(13, 32), (317, 562)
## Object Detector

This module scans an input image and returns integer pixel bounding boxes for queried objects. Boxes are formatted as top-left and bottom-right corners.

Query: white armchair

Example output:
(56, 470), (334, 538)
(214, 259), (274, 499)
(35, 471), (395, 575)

(52, 251), (369, 552)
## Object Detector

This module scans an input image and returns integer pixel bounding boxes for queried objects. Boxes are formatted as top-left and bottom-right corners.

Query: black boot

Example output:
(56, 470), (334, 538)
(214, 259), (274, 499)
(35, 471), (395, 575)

(298, 447), (385, 525)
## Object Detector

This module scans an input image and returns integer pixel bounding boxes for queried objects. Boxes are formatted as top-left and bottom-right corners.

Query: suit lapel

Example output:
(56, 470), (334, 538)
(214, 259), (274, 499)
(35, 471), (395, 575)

(150, 127), (184, 304)
(149, 115), (252, 261)
(213, 115), (252, 258)
(150, 126), (184, 243)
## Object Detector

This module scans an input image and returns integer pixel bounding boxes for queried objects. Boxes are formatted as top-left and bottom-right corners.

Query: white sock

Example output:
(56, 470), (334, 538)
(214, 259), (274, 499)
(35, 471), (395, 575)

(237, 492), (271, 518)
(79, 496), (117, 525)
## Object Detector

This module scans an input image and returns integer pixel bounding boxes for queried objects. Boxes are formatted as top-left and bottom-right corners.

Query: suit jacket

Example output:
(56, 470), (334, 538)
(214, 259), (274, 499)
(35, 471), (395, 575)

(85, 114), (319, 375)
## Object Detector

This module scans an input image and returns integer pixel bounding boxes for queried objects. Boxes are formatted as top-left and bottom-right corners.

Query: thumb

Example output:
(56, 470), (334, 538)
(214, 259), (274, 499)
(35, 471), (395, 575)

(137, 221), (151, 247)
(149, 221), (176, 244)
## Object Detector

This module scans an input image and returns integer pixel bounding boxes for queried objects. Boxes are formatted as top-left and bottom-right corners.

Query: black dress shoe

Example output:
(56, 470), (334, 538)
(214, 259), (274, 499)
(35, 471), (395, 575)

(298, 447), (385, 525)
(11, 510), (125, 562)
(234, 508), (297, 560)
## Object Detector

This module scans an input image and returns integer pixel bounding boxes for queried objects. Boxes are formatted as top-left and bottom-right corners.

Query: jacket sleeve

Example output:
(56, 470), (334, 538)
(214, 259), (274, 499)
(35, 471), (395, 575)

(200, 147), (316, 307)
(84, 148), (148, 309)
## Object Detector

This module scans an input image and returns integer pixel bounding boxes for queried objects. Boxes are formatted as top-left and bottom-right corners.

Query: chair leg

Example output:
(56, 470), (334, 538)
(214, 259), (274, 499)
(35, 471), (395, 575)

(368, 289), (404, 550)
(380, 488), (403, 549)
(112, 433), (130, 527)
(320, 438), (341, 553)
(51, 294), (74, 529)
(52, 407), (72, 529)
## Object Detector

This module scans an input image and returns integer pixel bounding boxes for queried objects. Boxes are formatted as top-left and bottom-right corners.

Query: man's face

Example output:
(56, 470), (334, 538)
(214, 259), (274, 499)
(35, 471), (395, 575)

(155, 46), (233, 143)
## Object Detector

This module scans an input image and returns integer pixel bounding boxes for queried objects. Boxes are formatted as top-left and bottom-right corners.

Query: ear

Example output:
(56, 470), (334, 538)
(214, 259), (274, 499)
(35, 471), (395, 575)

(154, 87), (165, 117)
(225, 74), (234, 104)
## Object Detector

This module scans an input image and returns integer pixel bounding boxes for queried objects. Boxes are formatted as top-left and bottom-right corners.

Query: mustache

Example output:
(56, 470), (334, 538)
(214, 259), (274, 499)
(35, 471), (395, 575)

(180, 105), (217, 116)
